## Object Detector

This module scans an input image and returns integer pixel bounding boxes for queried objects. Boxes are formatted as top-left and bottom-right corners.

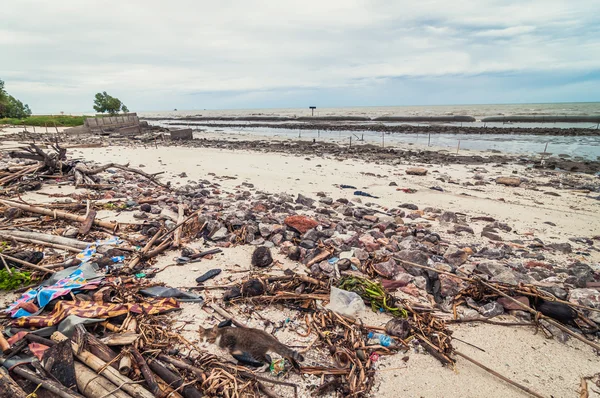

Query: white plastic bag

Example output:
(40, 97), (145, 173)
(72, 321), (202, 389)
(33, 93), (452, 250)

(326, 287), (366, 317)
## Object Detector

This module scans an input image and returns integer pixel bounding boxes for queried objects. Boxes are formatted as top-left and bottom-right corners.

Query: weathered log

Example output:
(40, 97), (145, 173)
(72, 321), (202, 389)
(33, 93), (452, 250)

(51, 331), (154, 398)
(73, 362), (131, 398)
(0, 200), (117, 230)
(10, 365), (85, 398)
(0, 229), (86, 250)
(147, 359), (203, 398)
(0, 367), (27, 398)
(101, 332), (140, 346)
(131, 348), (163, 397)
(83, 163), (169, 189)
(0, 253), (55, 274)
(79, 328), (119, 370)
(78, 210), (97, 235)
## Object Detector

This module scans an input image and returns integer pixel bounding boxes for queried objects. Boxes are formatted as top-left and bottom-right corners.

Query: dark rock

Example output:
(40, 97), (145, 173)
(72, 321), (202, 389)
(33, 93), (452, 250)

(453, 224), (474, 234)
(373, 258), (401, 279)
(481, 230), (503, 241)
(444, 246), (469, 267)
(565, 262), (594, 288)
(3, 207), (23, 220)
(439, 211), (458, 223)
(490, 222), (512, 232)
(288, 246), (301, 261)
(140, 203), (152, 212)
(337, 258), (352, 271)
(241, 279), (265, 296)
(547, 242), (572, 254)
(296, 194), (315, 207)
(399, 203), (418, 210)
(385, 319), (411, 339)
(479, 302), (504, 318)
(396, 250), (429, 276)
(438, 274), (468, 297)
(300, 240), (316, 249)
(251, 246), (273, 267)
(389, 182), (398, 186)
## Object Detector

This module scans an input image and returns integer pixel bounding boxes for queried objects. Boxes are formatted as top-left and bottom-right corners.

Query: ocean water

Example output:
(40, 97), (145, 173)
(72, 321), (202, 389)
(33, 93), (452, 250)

(140, 102), (600, 121)
(141, 103), (600, 160)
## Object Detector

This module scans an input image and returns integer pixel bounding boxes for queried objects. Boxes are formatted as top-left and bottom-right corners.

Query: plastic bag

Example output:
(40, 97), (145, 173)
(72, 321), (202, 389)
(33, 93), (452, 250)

(326, 287), (366, 317)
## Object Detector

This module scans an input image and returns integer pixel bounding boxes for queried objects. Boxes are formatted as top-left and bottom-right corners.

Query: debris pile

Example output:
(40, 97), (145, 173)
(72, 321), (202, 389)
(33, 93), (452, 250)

(0, 138), (598, 397)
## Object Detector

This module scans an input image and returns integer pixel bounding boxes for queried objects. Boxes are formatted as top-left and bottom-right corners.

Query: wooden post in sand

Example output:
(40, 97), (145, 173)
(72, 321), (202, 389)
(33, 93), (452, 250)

(349, 136), (352, 148)
(456, 140), (461, 154)
(45, 123), (48, 134)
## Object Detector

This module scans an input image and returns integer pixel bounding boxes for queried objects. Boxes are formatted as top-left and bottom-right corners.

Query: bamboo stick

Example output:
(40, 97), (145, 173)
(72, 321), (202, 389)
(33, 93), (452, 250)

(0, 253), (55, 274)
(51, 331), (154, 398)
(131, 348), (163, 397)
(73, 362), (131, 398)
(0, 367), (27, 398)
(9, 365), (85, 398)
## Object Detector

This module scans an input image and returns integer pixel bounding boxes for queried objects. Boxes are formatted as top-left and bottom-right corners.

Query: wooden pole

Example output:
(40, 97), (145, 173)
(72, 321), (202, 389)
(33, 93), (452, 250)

(10, 365), (84, 398)
(148, 359), (203, 398)
(51, 332), (155, 398)
(456, 140), (461, 154)
(73, 362), (131, 398)
(0, 200), (117, 230)
(173, 204), (185, 248)
(0, 367), (27, 398)
(130, 348), (163, 397)
(0, 253), (55, 274)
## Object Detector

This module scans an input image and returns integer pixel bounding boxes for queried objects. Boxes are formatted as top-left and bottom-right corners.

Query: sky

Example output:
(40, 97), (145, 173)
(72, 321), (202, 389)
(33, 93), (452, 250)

(1, 0), (599, 113)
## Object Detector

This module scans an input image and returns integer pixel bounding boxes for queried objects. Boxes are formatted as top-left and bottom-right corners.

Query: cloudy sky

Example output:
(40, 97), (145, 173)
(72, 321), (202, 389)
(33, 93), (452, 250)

(1, 0), (599, 113)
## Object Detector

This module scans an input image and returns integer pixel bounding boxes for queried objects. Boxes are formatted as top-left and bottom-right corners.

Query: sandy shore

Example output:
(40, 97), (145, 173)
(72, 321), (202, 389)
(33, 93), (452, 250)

(4, 135), (600, 397)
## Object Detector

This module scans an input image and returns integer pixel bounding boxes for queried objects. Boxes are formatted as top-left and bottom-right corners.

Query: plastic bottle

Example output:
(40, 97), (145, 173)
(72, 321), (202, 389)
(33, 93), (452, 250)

(368, 332), (394, 347)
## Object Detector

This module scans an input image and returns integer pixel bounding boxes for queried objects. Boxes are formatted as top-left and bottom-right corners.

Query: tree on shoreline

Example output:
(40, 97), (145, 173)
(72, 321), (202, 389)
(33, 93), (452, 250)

(93, 91), (129, 115)
(0, 79), (32, 119)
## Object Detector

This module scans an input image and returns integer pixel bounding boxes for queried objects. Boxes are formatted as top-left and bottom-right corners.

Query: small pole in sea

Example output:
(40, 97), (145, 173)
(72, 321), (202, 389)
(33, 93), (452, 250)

(299, 130), (301, 139)
(456, 140), (461, 154)
(382, 131), (384, 148)
(349, 136), (352, 148)
(596, 123), (599, 130)
(318, 130), (320, 139)
(309, 106), (316, 117)
(428, 132), (431, 147)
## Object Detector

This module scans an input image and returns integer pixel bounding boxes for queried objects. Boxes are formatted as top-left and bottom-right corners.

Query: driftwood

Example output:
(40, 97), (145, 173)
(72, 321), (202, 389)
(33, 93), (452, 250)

(0, 367), (27, 398)
(0, 229), (87, 250)
(131, 348), (163, 397)
(173, 204), (185, 248)
(51, 331), (155, 398)
(0, 252), (55, 274)
(73, 362), (131, 398)
(147, 358), (203, 398)
(83, 163), (169, 189)
(10, 365), (85, 398)
(119, 353), (133, 375)
(455, 351), (544, 398)
(82, 329), (120, 370)
(0, 200), (117, 230)
(9, 143), (66, 171)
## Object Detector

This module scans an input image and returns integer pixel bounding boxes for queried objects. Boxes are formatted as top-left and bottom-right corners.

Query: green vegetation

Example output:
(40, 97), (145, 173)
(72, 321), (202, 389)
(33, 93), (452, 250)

(339, 276), (408, 317)
(0, 115), (85, 127)
(0, 268), (33, 290)
(94, 91), (128, 115)
(0, 79), (32, 119)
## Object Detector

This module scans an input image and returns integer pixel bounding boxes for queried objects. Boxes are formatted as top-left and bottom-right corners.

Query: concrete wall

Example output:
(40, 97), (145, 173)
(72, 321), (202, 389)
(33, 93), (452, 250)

(84, 113), (140, 134)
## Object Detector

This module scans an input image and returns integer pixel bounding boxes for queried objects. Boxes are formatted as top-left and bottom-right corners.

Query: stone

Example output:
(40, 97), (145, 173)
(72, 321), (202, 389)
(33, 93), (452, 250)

(547, 242), (572, 254)
(385, 319), (410, 339)
(438, 274), (468, 297)
(319, 197), (334, 205)
(354, 248), (369, 260)
(399, 203), (418, 210)
(389, 182), (398, 186)
(373, 258), (401, 279)
(284, 215), (319, 233)
(566, 262), (594, 288)
(288, 246), (301, 261)
(359, 234), (380, 252)
(569, 288), (600, 308)
(363, 215), (379, 223)
(295, 194), (315, 207)
(497, 296), (530, 310)
(270, 233), (284, 246)
(444, 246), (469, 267)
(319, 261), (334, 273)
(453, 224), (474, 234)
(496, 177), (521, 187)
(406, 167), (428, 176)
(337, 258), (352, 271)
(63, 227), (79, 238)
(479, 302), (504, 318)
(140, 203), (152, 212)
(439, 211), (458, 223)
(251, 246), (273, 267)
(211, 227), (229, 241)
(258, 223), (274, 237)
(396, 250), (429, 276)
(481, 230), (503, 241)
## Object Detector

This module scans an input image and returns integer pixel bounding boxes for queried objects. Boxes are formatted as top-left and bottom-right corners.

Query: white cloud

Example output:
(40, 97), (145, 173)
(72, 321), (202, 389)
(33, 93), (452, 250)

(1, 0), (598, 112)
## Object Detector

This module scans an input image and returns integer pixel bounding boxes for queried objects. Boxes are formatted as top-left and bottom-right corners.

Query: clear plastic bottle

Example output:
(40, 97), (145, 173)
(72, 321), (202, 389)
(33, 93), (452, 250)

(368, 332), (394, 347)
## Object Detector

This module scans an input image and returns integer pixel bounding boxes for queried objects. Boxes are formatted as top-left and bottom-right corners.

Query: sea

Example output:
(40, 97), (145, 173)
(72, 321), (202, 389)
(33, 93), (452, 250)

(140, 103), (600, 161)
